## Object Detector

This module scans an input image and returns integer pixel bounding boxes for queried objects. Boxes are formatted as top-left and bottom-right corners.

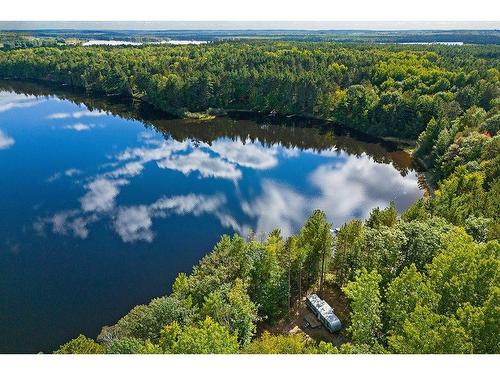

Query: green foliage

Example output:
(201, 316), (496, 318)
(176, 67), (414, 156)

(343, 268), (382, 347)
(366, 202), (397, 229)
(187, 234), (253, 305)
(243, 331), (335, 354)
(160, 317), (240, 354)
(465, 216), (494, 242)
(243, 332), (310, 354)
(457, 288), (500, 354)
(332, 84), (379, 132)
(36, 41), (500, 354)
(426, 229), (499, 316)
(248, 230), (289, 322)
(432, 168), (488, 225)
(297, 209), (333, 288)
(201, 279), (259, 346)
(332, 215), (451, 286)
(388, 305), (473, 354)
(106, 338), (162, 354)
(397, 218), (452, 271)
(54, 335), (105, 354)
(480, 113), (500, 135)
(385, 264), (439, 335)
(99, 295), (194, 344)
(414, 117), (449, 168)
(1, 42), (497, 140)
(332, 219), (364, 286)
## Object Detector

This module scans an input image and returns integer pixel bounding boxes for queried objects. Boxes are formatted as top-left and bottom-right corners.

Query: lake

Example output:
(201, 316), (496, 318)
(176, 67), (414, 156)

(0, 81), (424, 353)
(82, 40), (208, 46)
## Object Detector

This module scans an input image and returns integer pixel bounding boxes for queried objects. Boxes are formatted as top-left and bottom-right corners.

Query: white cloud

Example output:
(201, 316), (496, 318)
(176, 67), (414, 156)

(117, 140), (189, 163)
(151, 193), (226, 217)
(210, 139), (278, 170)
(64, 168), (82, 177)
(242, 180), (309, 237)
(113, 193), (243, 243)
(46, 172), (62, 183)
(240, 154), (422, 235)
(157, 149), (242, 180)
(35, 210), (97, 239)
(47, 168), (82, 182)
(63, 123), (94, 131)
(114, 205), (154, 243)
(47, 110), (108, 119)
(0, 92), (40, 113)
(0, 129), (15, 150)
(80, 178), (127, 213)
(309, 155), (421, 227)
(105, 161), (144, 178)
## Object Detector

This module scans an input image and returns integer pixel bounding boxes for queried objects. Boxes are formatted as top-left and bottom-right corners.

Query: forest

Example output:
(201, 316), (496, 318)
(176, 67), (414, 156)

(0, 42), (499, 139)
(0, 41), (498, 353)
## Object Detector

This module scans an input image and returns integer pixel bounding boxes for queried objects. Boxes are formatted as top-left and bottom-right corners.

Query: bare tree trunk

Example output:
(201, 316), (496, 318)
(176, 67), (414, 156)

(299, 268), (302, 300)
(320, 249), (326, 294)
(287, 263), (291, 314)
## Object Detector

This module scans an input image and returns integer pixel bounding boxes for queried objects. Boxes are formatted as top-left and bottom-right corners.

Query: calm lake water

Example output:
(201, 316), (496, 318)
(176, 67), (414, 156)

(0, 81), (424, 353)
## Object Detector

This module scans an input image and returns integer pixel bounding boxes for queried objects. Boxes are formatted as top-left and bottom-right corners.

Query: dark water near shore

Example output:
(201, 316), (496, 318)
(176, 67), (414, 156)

(0, 81), (424, 353)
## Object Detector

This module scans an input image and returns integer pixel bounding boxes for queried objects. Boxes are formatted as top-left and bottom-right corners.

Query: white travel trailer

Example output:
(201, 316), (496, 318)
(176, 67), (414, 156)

(306, 294), (342, 333)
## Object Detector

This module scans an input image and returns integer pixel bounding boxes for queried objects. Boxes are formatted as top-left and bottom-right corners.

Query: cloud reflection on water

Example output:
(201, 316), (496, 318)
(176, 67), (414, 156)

(243, 155), (421, 237)
(0, 91), (41, 113)
(34, 130), (422, 243)
(0, 129), (15, 150)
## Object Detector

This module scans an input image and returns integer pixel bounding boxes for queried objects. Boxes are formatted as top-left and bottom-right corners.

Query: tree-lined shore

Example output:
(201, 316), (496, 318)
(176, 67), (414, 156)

(0, 41), (497, 353)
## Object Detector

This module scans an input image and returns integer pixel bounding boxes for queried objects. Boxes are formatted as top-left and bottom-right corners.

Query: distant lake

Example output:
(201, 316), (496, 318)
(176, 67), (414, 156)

(82, 40), (208, 46)
(0, 81), (424, 353)
(397, 42), (464, 45)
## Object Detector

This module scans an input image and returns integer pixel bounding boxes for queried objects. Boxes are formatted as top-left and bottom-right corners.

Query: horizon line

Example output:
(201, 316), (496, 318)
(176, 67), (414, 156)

(1, 21), (499, 31)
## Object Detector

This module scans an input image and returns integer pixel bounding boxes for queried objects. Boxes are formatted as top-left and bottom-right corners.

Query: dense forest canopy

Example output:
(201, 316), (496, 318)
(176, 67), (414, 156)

(0, 41), (499, 139)
(0, 40), (498, 354)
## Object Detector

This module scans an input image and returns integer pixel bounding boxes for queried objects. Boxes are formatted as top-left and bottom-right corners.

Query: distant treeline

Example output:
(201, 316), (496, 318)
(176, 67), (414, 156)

(0, 42), (498, 140)
(5, 29), (500, 44)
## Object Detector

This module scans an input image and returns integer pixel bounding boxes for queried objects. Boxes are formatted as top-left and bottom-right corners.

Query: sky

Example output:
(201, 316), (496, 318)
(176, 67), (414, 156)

(1, 0), (499, 29)
(1, 21), (499, 31)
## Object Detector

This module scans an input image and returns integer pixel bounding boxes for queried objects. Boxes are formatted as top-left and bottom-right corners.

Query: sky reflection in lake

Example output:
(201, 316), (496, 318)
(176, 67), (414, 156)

(0, 84), (423, 353)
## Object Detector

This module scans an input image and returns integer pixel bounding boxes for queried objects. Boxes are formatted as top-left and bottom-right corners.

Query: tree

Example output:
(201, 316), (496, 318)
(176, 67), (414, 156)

(333, 84), (379, 133)
(187, 234), (253, 305)
(102, 296), (194, 343)
(201, 279), (259, 346)
(457, 288), (500, 354)
(426, 229), (499, 316)
(397, 218), (452, 271)
(332, 219), (364, 286)
(297, 210), (333, 292)
(160, 317), (240, 354)
(106, 338), (162, 354)
(414, 117), (448, 168)
(54, 335), (105, 354)
(366, 202), (398, 229)
(385, 264), (438, 335)
(388, 305), (473, 354)
(432, 168), (487, 225)
(288, 235), (309, 301)
(343, 268), (382, 346)
(480, 114), (500, 136)
(248, 230), (288, 322)
(243, 331), (323, 354)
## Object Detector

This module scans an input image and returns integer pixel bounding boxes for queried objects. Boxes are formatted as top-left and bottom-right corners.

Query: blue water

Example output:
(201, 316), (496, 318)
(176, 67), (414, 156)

(0, 84), (423, 353)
